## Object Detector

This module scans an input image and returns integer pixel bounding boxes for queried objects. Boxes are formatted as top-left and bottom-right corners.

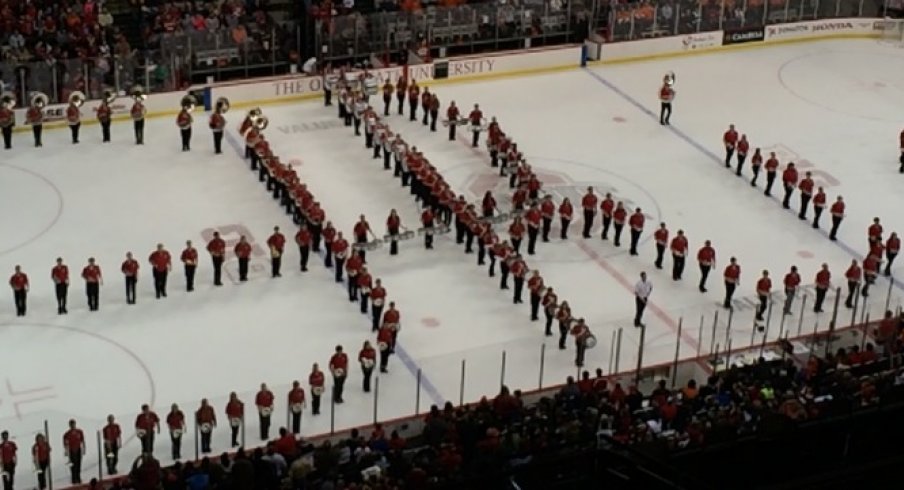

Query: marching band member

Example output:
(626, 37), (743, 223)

(420, 87), (432, 126)
(225, 392), (245, 448)
(509, 253), (527, 304)
(63, 419), (86, 484)
(612, 201), (627, 247)
(383, 301), (402, 350)
(339, 82), (351, 125)
(324, 67), (337, 106)
(559, 197), (573, 240)
(97, 97), (112, 142)
(309, 364), (325, 415)
(407, 79), (420, 121)
(357, 266), (373, 314)
(52, 257), (69, 314)
(32, 433), (51, 490)
(392, 134), (406, 177)
(462, 204), (478, 254)
(580, 187), (598, 239)
(177, 103), (193, 151)
(381, 79), (393, 116)
(234, 235), (252, 282)
(482, 191), (497, 218)
(9, 265), (28, 317)
(525, 203), (542, 254)
(396, 75), (408, 115)
(353, 95), (367, 137)
(255, 383), (275, 441)
(477, 222), (495, 267)
(82, 257), (103, 311)
(488, 120), (502, 167)
(166, 404), (186, 460)
(148, 243), (172, 299)
(370, 278), (387, 331)
(446, 101), (460, 140)
(295, 224), (312, 272)
(131, 92), (147, 145)
(308, 202), (326, 252)
(209, 101), (227, 154)
(812, 186), (827, 229)
(377, 323), (394, 373)
(67, 96), (81, 144)
(723, 257), (741, 309)
(195, 399), (216, 454)
(670, 229), (689, 281)
(421, 206), (436, 249)
(429, 93), (440, 132)
(287, 381), (306, 433)
(26, 96), (44, 147)
(323, 223), (339, 269)
(570, 318), (592, 367)
(723, 123), (738, 168)
(735, 134), (749, 176)
(379, 126), (393, 167)
(628, 207), (645, 256)
(527, 270), (544, 321)
(468, 103), (483, 147)
(346, 251), (363, 302)
(844, 260), (862, 309)
(267, 226), (286, 278)
(329, 345), (349, 404)
(206, 231), (226, 286)
(102, 415), (121, 474)
(364, 106), (377, 148)
(509, 216), (526, 255)
(240, 110), (255, 158)
(556, 301), (571, 350)
(0, 94), (14, 149)
(659, 74), (675, 125)
(764, 151), (779, 196)
(359, 340), (377, 392)
(497, 136), (512, 176)
(542, 287), (558, 336)
(332, 231), (350, 281)
(697, 239), (716, 293)
(354, 215), (376, 261)
(750, 147), (763, 186)
(134, 404), (160, 455)
(181, 240), (198, 292)
(492, 240), (512, 283)
(387, 209), (405, 255)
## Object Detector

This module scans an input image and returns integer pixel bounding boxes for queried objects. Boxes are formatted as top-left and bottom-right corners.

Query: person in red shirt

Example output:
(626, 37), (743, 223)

(653, 223), (669, 270)
(32, 433), (50, 490)
(468, 103), (483, 147)
(177, 105), (193, 151)
(166, 403), (186, 460)
(63, 419), (85, 484)
(782, 265), (801, 315)
(581, 187), (598, 239)
(82, 257), (103, 311)
(26, 97), (44, 147)
(196, 399), (217, 453)
(370, 278), (387, 331)
(131, 96), (146, 145)
(525, 204), (542, 255)
(659, 76), (674, 125)
(225, 392), (244, 447)
(749, 148), (763, 186)
(755, 270), (771, 322)
(628, 207), (645, 256)
(0, 430), (17, 488)
(670, 229), (688, 281)
(359, 340), (377, 392)
(206, 231), (226, 286)
(446, 101), (460, 140)
(287, 381), (306, 433)
(9, 265), (28, 316)
(814, 263), (831, 313)
(377, 324), (395, 373)
(844, 259), (862, 309)
(612, 202), (628, 247)
(293, 224), (312, 272)
(781, 162), (798, 209)
(234, 235), (253, 282)
(353, 215), (375, 262)
(135, 404), (160, 455)
(559, 197), (573, 240)
(180, 240), (198, 292)
(862, 254), (880, 299)
(508, 216), (526, 255)
(255, 383), (275, 441)
(102, 414), (122, 475)
(735, 134), (749, 176)
(885, 232), (899, 276)
(811, 186), (826, 229)
(723, 124), (738, 167)
(697, 240), (715, 292)
(527, 270), (545, 321)
(149, 243), (172, 299)
(868, 217), (883, 248)
(267, 226), (286, 278)
(723, 257), (741, 309)
(51, 257), (70, 314)
(797, 170), (814, 220)
(309, 364), (325, 415)
(330, 345), (349, 403)
(120, 252), (139, 305)
(509, 254), (527, 304)
(764, 151), (779, 196)
(386, 209), (405, 256)
(829, 196), (845, 241)
(97, 98), (112, 142)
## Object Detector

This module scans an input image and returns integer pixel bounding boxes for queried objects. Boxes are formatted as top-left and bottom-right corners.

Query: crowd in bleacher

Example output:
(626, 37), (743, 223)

(70, 314), (904, 490)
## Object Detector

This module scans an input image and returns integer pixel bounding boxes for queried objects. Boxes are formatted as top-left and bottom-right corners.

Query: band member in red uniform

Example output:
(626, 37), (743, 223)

(868, 217), (883, 248)
(570, 318), (592, 367)
(481, 191), (496, 218)
(477, 223), (495, 267)
(469, 104), (483, 147)
(225, 392), (244, 447)
(628, 207), (645, 256)
(207, 231), (226, 286)
(97, 98), (112, 142)
(396, 76), (408, 115)
(781, 162), (798, 209)
(862, 253), (879, 298)
(102, 415), (121, 475)
(354, 215), (375, 262)
(541, 287), (558, 336)
(180, 240), (198, 291)
(266, 226), (286, 278)
(195, 399), (216, 453)
(407, 80), (420, 121)
(829, 196), (845, 240)
(749, 148), (763, 186)
(32, 433), (50, 489)
(612, 202), (627, 247)
(382, 80), (393, 116)
(651, 223), (668, 269)
(359, 340), (377, 391)
(377, 324), (394, 372)
(811, 186), (826, 229)
(420, 88), (431, 126)
(885, 232), (899, 276)
(386, 209), (404, 255)
(52, 257), (69, 314)
(332, 231), (349, 282)
(556, 302), (572, 349)
(294, 225), (311, 272)
(149, 243), (172, 299)
(330, 345), (349, 403)
(357, 266), (373, 314)
(508, 216), (526, 255)
(121, 252), (139, 304)
(82, 257), (103, 311)
(525, 204), (542, 255)
(63, 419), (85, 484)
(755, 270), (771, 322)
(581, 187), (598, 239)
(527, 270), (544, 321)
(287, 381), (306, 433)
(723, 124), (738, 167)
(697, 240), (716, 292)
(797, 170), (814, 220)
(764, 151), (779, 196)
(659, 77), (674, 125)
(209, 101), (226, 153)
(383, 302), (402, 349)
(669, 230), (688, 280)
(844, 259), (862, 309)
(735, 134), (749, 176)
(0, 100), (13, 149)
(26, 99), (43, 147)
(9, 265), (28, 316)
(723, 257), (740, 309)
(782, 265), (800, 315)
(559, 197), (573, 240)
(539, 195), (556, 242)
(0, 429), (17, 487)
(131, 96), (146, 144)
(234, 236), (252, 282)
(813, 263), (831, 313)
(370, 278), (387, 331)
(177, 105), (193, 151)
(135, 404), (160, 455)
(421, 208), (435, 249)
(446, 101), (460, 140)
(67, 96), (81, 144)
(510, 254), (527, 304)
(309, 364), (325, 415)
(255, 383), (275, 440)
(166, 404), (186, 460)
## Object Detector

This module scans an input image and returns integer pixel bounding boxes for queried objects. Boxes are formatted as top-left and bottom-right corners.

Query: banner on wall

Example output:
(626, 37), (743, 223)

(723, 27), (765, 46)
(764, 20), (856, 41)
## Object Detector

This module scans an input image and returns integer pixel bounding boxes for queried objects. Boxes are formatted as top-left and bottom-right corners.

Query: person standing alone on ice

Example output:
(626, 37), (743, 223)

(634, 272), (652, 328)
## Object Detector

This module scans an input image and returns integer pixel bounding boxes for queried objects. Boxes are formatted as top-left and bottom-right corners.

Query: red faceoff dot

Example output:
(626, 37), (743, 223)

(420, 317), (441, 328)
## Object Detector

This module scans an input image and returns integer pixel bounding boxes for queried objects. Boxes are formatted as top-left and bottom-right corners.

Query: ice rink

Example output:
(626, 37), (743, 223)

(2, 37), (904, 487)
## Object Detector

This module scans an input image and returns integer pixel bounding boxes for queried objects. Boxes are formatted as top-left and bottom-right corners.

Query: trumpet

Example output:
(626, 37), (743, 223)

(69, 91), (86, 107)
(131, 85), (147, 101)
(0, 91), (16, 109)
(181, 94), (197, 111)
(30, 91), (49, 108)
(102, 89), (117, 104)
(215, 96), (230, 113)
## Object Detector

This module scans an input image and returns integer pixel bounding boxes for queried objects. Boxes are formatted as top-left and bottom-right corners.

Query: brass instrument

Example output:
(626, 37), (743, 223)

(102, 89), (117, 104)
(181, 94), (197, 111)
(215, 97), (230, 113)
(30, 91), (49, 108)
(0, 91), (16, 109)
(131, 85), (147, 101)
(68, 91), (86, 107)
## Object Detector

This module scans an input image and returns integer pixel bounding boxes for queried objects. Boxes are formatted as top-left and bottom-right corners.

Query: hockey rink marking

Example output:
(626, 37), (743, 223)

(582, 67), (904, 297)
(0, 165), (64, 258)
